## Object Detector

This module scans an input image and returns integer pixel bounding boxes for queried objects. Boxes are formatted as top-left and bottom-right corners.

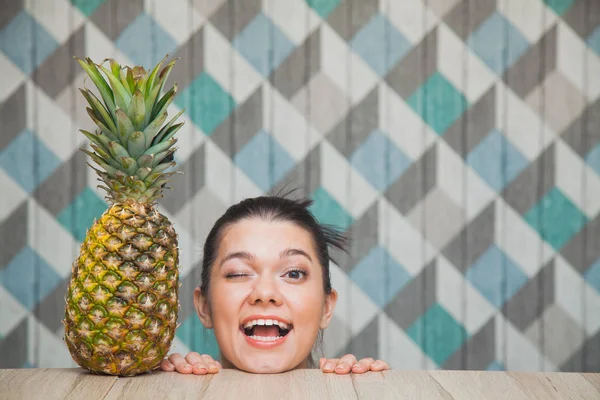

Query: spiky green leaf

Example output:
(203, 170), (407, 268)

(145, 54), (168, 96)
(90, 143), (112, 162)
(152, 109), (184, 145)
(158, 122), (183, 144)
(119, 68), (133, 96)
(115, 109), (135, 144)
(86, 108), (118, 142)
(137, 154), (155, 168)
(152, 149), (175, 167)
(156, 59), (176, 97)
(108, 141), (131, 161)
(125, 68), (136, 94)
(120, 157), (138, 176)
(79, 89), (117, 134)
(80, 129), (110, 152)
(135, 167), (152, 180)
(108, 59), (121, 80)
(127, 131), (146, 159)
(75, 57), (116, 117)
(152, 161), (175, 175)
(145, 84), (162, 126)
(143, 111), (167, 144)
(132, 66), (148, 94)
(97, 63), (132, 111)
(142, 137), (177, 156)
(127, 89), (145, 130)
(151, 84), (177, 121)
(81, 148), (121, 170)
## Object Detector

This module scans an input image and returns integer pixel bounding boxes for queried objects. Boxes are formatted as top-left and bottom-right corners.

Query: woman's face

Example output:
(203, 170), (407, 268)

(194, 218), (337, 373)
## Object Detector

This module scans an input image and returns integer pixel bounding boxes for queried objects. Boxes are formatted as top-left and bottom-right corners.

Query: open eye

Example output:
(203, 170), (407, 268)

(285, 268), (307, 280)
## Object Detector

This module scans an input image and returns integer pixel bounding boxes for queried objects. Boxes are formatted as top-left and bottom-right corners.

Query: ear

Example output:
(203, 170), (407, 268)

(194, 287), (213, 329)
(319, 288), (338, 329)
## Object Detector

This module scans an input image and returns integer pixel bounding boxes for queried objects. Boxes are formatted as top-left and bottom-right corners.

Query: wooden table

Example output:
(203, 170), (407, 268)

(1, 368), (599, 399)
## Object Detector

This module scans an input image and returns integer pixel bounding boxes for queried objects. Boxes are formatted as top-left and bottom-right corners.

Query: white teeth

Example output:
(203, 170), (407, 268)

(249, 336), (282, 342)
(243, 319), (291, 330)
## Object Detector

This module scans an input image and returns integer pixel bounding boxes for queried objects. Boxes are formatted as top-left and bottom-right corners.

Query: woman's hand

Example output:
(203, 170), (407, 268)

(160, 352), (222, 374)
(319, 354), (389, 374)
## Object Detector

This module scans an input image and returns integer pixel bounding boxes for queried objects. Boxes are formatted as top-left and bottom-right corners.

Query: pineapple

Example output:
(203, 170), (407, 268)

(63, 55), (184, 376)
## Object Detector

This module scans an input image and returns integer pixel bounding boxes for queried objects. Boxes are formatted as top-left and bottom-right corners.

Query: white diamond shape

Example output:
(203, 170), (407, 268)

(0, 286), (28, 337)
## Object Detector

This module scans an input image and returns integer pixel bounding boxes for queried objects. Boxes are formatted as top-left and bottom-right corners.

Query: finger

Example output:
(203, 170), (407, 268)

(191, 362), (209, 375)
(169, 353), (193, 374)
(335, 354), (358, 374)
(185, 352), (204, 366)
(208, 360), (222, 374)
(321, 358), (338, 373)
(352, 358), (375, 373)
(200, 354), (220, 373)
(370, 360), (390, 371)
(352, 357), (375, 374)
(185, 354), (210, 375)
(160, 358), (174, 372)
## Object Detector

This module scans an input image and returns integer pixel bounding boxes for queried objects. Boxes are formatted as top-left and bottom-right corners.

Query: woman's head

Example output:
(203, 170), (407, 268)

(193, 194), (347, 373)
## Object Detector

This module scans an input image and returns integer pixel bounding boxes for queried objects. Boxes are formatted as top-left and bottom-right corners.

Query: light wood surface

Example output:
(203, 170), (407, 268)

(1, 368), (599, 399)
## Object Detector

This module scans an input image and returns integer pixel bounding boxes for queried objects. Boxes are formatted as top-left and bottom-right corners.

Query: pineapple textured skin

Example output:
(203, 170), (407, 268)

(64, 200), (179, 376)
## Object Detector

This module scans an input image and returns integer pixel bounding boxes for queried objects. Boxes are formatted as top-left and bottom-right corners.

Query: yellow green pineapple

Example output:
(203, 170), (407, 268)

(62, 55), (184, 376)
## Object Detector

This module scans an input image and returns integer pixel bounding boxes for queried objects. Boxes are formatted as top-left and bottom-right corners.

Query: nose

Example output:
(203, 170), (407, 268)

(248, 274), (283, 306)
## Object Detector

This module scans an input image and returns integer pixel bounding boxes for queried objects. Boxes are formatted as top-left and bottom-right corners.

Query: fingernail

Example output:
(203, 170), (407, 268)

(335, 365), (344, 370)
(184, 363), (191, 369)
(325, 362), (334, 370)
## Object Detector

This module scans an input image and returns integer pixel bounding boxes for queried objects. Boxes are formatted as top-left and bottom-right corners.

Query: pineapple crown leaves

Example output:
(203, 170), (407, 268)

(75, 54), (185, 204)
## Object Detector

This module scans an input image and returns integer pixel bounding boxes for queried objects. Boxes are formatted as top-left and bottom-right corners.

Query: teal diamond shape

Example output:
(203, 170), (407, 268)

(0, 246), (62, 310)
(523, 187), (587, 250)
(406, 303), (468, 366)
(116, 12), (177, 69)
(349, 246), (412, 307)
(175, 72), (235, 135)
(466, 245), (528, 308)
(176, 315), (220, 360)
(0, 11), (59, 75)
(306, 0), (341, 19)
(407, 72), (468, 135)
(0, 129), (61, 193)
(234, 129), (295, 192)
(544, 0), (575, 16)
(486, 360), (505, 371)
(71, 0), (105, 17)
(584, 259), (600, 294)
(57, 187), (107, 243)
(309, 187), (352, 231)
(584, 143), (600, 176)
(232, 12), (296, 76)
(587, 26), (600, 56)
(466, 129), (528, 192)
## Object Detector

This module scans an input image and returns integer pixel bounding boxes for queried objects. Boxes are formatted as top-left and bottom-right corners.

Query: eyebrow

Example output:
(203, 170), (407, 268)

(219, 248), (313, 267)
(279, 248), (313, 263)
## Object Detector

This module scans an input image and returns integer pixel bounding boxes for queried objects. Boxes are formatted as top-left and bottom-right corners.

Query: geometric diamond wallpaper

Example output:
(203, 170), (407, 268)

(1, 0), (599, 373)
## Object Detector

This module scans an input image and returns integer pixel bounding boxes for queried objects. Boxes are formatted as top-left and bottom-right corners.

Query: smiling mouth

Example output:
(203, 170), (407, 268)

(241, 322), (292, 341)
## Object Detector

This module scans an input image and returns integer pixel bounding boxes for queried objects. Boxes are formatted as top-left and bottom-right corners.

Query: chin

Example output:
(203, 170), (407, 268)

(236, 357), (293, 374)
